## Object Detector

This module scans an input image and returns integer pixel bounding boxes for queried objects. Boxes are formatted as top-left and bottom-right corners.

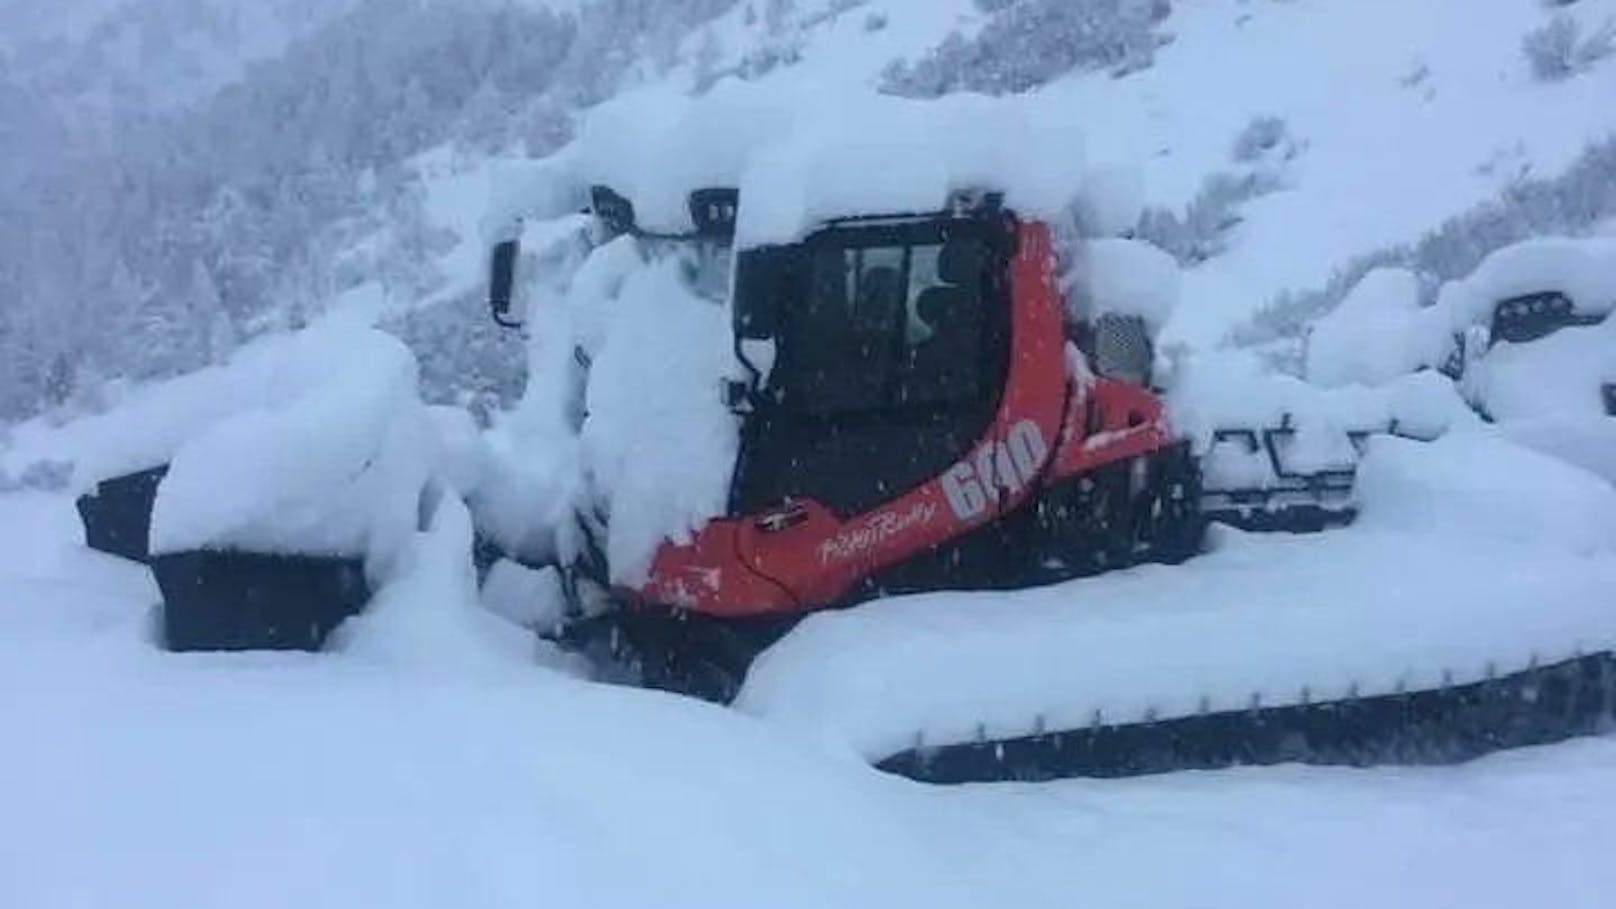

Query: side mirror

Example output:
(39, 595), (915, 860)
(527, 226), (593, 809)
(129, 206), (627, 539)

(733, 245), (792, 341)
(489, 238), (522, 328)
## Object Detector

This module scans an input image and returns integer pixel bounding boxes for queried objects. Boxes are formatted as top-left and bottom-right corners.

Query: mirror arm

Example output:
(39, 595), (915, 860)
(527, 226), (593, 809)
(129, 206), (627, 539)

(488, 238), (523, 329)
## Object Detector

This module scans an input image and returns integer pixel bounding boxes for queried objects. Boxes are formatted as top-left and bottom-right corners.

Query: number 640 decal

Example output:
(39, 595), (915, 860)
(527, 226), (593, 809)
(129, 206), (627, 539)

(940, 420), (1050, 521)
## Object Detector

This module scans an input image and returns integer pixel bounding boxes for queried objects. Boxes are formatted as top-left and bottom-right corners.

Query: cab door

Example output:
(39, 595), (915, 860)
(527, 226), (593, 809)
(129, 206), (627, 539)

(730, 220), (1011, 520)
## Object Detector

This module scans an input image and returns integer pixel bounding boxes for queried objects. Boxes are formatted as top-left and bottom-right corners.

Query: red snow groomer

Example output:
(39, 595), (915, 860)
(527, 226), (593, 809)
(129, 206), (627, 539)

(489, 188), (1614, 782)
(496, 190), (1204, 692)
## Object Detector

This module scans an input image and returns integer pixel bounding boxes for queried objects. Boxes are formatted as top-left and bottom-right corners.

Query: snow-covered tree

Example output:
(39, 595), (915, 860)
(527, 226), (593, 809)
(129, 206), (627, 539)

(882, 0), (1171, 97)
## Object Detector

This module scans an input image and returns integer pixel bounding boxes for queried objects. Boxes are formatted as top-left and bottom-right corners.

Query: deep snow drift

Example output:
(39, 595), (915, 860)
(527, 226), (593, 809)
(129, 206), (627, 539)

(739, 430), (1616, 762)
(8, 486), (1616, 909)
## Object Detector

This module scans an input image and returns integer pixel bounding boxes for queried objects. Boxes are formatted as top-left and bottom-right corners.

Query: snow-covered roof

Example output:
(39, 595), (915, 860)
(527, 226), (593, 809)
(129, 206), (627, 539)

(487, 81), (1101, 248)
(1432, 236), (1616, 331)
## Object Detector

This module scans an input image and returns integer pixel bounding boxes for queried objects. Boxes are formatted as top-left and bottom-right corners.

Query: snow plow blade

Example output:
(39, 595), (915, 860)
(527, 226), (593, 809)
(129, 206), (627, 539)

(878, 652), (1616, 783)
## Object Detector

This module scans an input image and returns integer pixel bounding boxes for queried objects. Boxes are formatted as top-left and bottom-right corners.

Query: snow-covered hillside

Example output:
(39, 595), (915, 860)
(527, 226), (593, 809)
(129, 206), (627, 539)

(5, 0), (1615, 420)
(0, 0), (364, 110)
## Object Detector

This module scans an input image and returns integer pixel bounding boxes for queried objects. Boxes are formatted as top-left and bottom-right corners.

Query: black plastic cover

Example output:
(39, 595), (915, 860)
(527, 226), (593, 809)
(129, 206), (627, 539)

(154, 549), (370, 652)
(76, 465), (168, 563)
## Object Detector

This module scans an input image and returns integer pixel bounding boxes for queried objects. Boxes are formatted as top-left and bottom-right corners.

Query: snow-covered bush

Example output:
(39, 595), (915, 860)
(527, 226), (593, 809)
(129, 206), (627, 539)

(1525, 15), (1582, 81)
(1231, 116), (1289, 164)
(1136, 170), (1283, 266)
(1138, 113), (1297, 268)
(383, 289), (529, 419)
(0, 459), (73, 494)
(1523, 14), (1615, 82)
(881, 0), (1171, 97)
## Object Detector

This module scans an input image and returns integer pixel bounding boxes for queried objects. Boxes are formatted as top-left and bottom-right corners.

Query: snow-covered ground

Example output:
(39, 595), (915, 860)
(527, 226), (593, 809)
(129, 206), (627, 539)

(6, 488), (1616, 909)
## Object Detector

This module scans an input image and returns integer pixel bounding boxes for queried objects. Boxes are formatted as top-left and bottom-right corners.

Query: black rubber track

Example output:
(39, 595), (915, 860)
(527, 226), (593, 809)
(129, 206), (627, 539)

(876, 652), (1616, 783)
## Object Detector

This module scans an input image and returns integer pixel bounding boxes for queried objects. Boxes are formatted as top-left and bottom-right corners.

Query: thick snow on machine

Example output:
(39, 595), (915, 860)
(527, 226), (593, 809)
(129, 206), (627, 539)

(487, 186), (1616, 783)
(494, 189), (1203, 692)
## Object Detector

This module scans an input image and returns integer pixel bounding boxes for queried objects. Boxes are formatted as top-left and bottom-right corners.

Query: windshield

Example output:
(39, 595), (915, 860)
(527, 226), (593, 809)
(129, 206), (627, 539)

(773, 226), (997, 414)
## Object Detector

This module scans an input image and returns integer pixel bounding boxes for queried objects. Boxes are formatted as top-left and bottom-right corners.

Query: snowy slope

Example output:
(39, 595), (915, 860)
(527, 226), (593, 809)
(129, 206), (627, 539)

(0, 0), (365, 110)
(392, 0), (1616, 349)
(8, 488), (1616, 909)
(1035, 0), (1616, 346)
(7, 0), (1614, 422)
